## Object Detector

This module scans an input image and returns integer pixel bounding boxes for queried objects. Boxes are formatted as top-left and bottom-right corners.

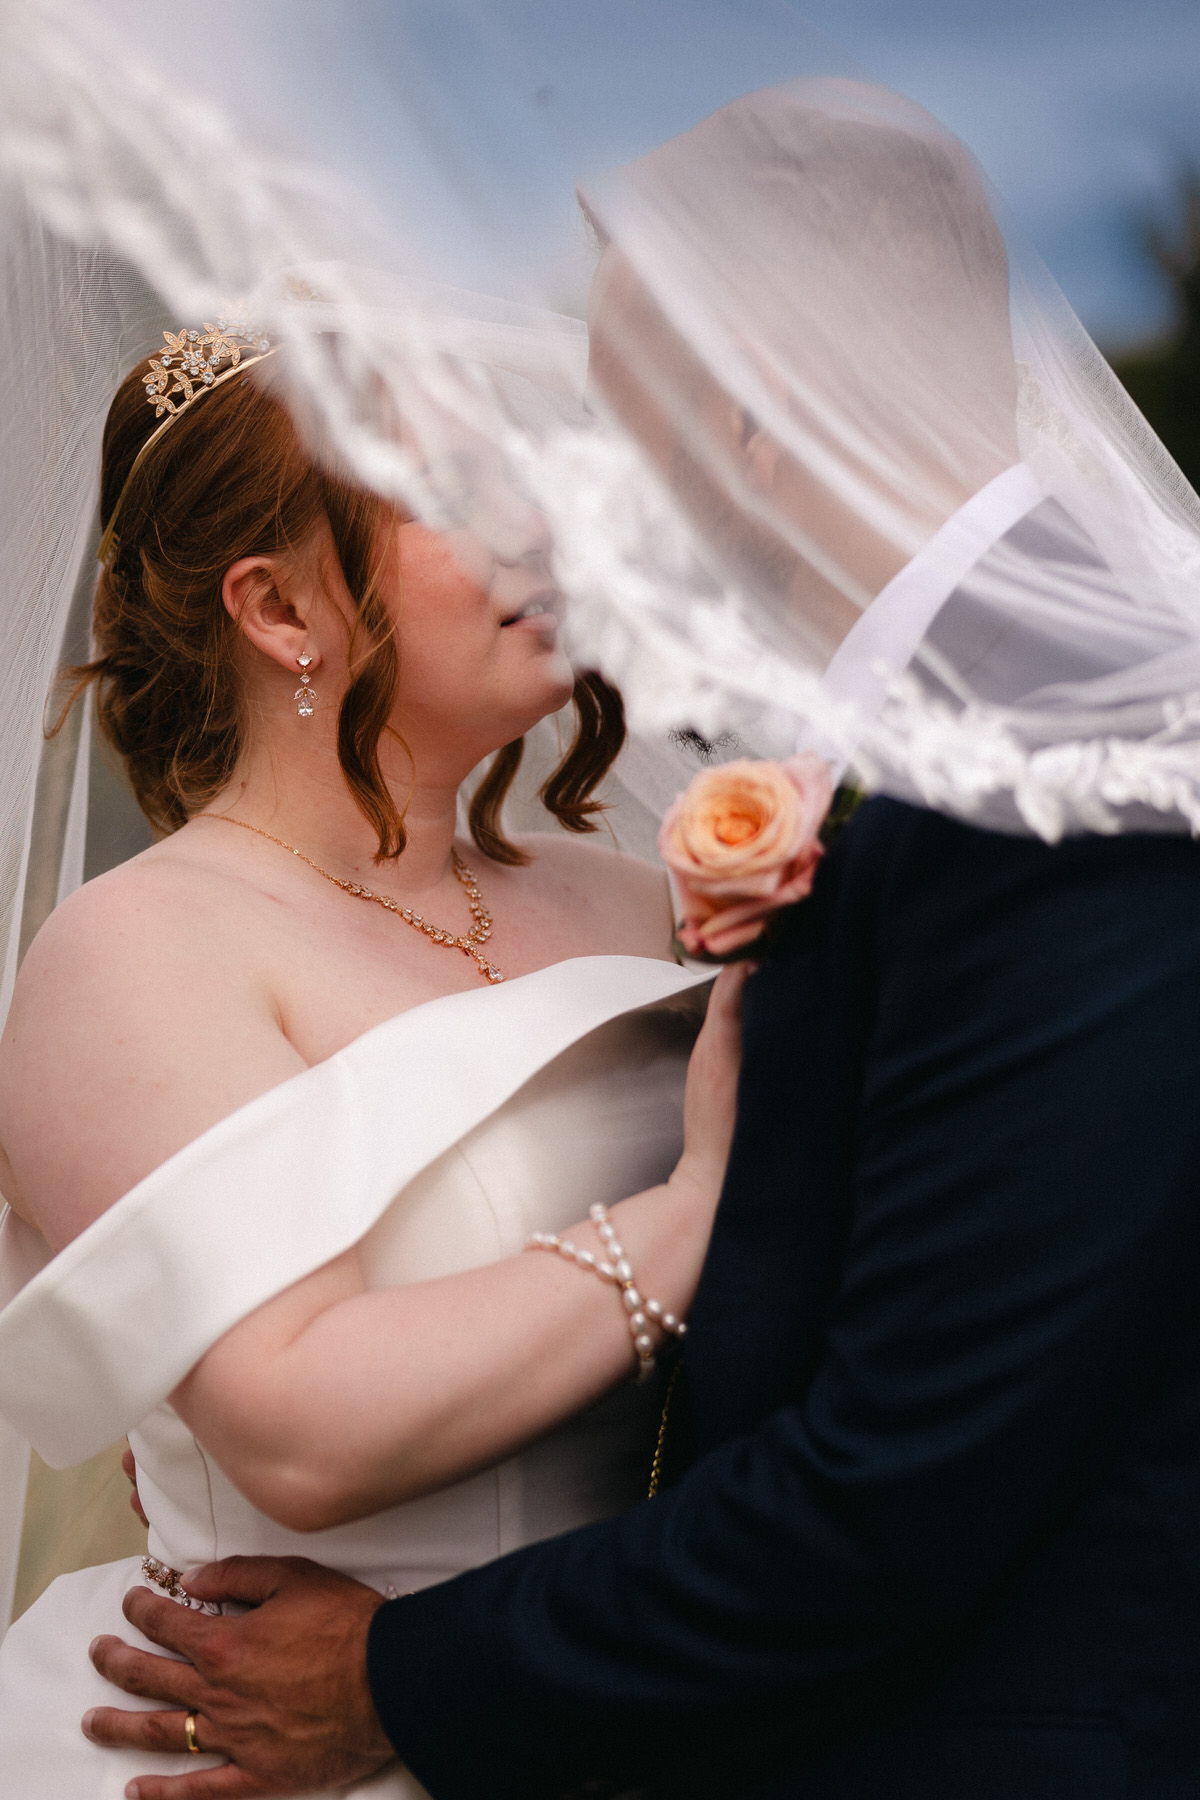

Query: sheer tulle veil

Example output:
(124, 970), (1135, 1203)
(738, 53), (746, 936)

(3, 0), (1200, 1631)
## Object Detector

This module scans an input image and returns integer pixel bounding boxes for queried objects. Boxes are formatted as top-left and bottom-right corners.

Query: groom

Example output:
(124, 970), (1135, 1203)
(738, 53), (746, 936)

(87, 86), (1200, 1799)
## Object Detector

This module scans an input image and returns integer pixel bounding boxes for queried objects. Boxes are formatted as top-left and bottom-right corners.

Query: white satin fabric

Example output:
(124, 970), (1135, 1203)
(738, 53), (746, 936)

(0, 955), (707, 1799)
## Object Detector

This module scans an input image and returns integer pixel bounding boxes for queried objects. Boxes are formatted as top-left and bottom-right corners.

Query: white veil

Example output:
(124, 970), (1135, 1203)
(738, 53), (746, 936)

(568, 77), (1200, 838)
(3, 0), (1200, 1627)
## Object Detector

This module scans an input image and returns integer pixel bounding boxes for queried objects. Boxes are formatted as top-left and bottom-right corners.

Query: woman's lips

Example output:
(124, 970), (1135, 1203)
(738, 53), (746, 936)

(500, 596), (560, 634)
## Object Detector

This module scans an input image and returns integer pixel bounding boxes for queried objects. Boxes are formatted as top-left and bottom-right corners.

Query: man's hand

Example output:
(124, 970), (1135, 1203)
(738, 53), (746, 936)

(83, 1556), (395, 1799)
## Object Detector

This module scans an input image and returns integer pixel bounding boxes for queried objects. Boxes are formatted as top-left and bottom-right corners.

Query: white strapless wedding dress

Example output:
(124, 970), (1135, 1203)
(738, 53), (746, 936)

(0, 956), (708, 1799)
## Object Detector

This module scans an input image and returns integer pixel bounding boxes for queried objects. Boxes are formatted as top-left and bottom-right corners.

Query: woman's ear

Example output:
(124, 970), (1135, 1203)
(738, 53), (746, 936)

(734, 407), (782, 494)
(729, 331), (790, 494)
(223, 556), (319, 674)
(745, 424), (782, 494)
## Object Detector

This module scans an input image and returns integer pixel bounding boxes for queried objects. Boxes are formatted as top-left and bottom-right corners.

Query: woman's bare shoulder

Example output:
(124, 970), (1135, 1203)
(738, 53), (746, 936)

(11, 845), (256, 1021)
(0, 851), (303, 1247)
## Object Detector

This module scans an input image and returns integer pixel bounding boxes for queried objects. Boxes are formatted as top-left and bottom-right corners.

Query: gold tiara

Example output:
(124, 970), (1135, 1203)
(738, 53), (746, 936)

(97, 319), (280, 564)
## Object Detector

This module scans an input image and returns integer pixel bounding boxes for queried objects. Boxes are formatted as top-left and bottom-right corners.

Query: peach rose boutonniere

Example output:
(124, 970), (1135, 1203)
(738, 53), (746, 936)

(658, 752), (836, 960)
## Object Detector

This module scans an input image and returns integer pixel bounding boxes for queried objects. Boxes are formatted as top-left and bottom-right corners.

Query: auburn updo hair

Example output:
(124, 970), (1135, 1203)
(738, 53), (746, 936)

(61, 353), (625, 864)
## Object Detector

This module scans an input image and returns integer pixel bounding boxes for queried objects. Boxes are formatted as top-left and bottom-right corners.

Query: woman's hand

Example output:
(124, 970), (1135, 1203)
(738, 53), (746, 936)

(600, 964), (750, 1343)
(673, 961), (751, 1204)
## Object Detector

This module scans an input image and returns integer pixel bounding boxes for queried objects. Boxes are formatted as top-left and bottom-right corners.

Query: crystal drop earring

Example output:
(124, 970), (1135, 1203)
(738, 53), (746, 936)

(295, 652), (316, 718)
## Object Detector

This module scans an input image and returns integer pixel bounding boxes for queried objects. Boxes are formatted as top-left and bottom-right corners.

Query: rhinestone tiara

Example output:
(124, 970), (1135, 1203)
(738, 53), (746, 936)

(97, 318), (279, 564)
(142, 318), (272, 416)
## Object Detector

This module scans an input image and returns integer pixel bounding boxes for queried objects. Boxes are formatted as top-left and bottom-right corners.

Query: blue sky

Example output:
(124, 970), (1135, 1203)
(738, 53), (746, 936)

(151, 0), (1200, 350)
(793, 0), (1200, 348)
(339, 0), (1200, 347)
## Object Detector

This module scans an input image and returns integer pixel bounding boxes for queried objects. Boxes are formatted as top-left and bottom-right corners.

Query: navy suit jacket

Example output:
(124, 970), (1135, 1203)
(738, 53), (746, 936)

(368, 798), (1200, 1799)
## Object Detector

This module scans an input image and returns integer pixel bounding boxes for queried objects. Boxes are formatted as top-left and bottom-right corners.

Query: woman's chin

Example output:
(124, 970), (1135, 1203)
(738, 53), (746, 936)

(520, 642), (577, 711)
(509, 661), (578, 736)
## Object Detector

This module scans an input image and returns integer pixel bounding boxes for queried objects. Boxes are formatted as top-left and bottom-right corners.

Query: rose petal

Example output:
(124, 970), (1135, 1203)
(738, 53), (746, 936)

(678, 866), (790, 904)
(659, 760), (813, 882)
(661, 755), (833, 955)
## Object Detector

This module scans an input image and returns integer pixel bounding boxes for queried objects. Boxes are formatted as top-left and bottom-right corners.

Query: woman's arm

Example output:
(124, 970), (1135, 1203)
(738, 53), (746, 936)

(172, 965), (746, 1532)
(0, 858), (745, 1532)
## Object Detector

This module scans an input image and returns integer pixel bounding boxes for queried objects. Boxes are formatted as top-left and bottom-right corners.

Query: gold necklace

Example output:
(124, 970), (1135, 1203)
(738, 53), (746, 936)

(204, 815), (504, 984)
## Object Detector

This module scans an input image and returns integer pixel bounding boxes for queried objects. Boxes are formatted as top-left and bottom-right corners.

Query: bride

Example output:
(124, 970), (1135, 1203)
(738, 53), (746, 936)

(0, 332), (743, 1796)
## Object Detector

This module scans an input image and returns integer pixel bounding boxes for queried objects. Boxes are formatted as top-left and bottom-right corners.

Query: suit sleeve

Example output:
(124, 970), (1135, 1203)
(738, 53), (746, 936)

(367, 815), (1200, 1800)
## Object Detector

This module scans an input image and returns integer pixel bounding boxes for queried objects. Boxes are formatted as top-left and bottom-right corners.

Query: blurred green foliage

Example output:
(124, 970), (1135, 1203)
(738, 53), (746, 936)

(1111, 177), (1200, 490)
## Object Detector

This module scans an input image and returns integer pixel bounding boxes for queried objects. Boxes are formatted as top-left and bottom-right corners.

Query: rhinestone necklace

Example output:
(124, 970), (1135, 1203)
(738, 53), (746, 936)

(204, 815), (504, 984)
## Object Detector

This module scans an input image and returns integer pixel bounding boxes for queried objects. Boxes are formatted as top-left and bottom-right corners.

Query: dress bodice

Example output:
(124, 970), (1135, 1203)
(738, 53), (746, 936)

(131, 992), (698, 1589)
(0, 957), (708, 1597)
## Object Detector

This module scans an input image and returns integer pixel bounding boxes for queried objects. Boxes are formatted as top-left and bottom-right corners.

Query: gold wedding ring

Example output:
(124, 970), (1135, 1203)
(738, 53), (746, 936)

(184, 1712), (202, 1755)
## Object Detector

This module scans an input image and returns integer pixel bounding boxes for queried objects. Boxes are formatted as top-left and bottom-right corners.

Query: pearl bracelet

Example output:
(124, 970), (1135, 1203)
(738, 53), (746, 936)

(526, 1201), (687, 1382)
